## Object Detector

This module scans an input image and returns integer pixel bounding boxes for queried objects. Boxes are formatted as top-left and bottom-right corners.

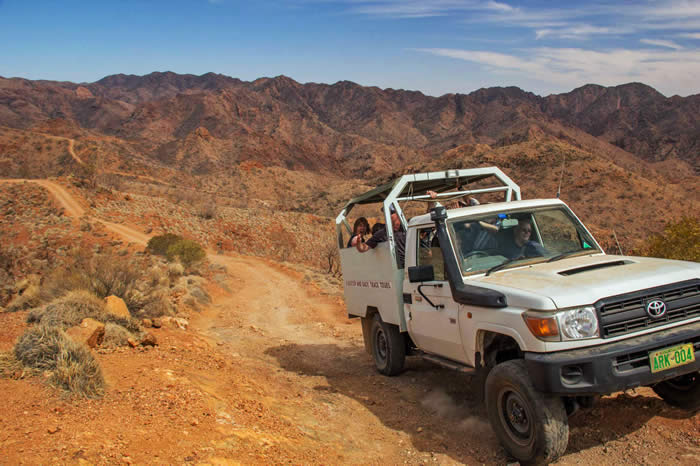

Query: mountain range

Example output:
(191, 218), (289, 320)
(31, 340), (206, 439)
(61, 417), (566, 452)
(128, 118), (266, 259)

(0, 71), (698, 252)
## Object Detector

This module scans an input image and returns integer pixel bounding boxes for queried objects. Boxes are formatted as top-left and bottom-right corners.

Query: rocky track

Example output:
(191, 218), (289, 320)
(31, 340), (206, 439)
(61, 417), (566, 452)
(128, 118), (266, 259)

(1, 179), (698, 464)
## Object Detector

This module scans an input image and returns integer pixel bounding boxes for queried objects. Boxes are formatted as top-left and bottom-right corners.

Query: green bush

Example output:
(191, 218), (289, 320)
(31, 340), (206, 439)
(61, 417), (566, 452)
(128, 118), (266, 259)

(147, 234), (206, 267)
(641, 217), (700, 262)
(147, 233), (183, 256)
(166, 239), (206, 267)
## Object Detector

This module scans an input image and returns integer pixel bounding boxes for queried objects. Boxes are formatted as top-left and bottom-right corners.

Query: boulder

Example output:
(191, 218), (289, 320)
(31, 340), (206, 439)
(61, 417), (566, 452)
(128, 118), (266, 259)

(142, 318), (153, 328)
(66, 318), (105, 348)
(151, 318), (162, 328)
(141, 332), (158, 347)
(104, 295), (130, 318)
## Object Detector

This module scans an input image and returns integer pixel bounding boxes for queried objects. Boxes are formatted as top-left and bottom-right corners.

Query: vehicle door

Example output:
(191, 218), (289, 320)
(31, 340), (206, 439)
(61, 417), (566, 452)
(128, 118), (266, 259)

(406, 227), (467, 363)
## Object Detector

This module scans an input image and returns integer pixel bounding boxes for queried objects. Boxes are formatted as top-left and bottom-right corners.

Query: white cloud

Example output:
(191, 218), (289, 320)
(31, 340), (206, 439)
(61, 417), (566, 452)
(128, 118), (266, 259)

(535, 24), (617, 40)
(679, 32), (700, 39)
(416, 47), (700, 96)
(640, 38), (684, 50)
(484, 1), (514, 12)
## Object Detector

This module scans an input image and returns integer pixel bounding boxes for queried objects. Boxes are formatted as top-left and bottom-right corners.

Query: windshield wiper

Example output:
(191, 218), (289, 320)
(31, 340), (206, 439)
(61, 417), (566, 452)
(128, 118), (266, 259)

(486, 258), (525, 276)
(547, 250), (590, 263)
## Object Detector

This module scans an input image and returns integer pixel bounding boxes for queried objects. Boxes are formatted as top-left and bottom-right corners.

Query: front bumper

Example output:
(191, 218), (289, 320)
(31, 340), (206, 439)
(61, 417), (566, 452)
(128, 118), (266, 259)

(524, 321), (700, 396)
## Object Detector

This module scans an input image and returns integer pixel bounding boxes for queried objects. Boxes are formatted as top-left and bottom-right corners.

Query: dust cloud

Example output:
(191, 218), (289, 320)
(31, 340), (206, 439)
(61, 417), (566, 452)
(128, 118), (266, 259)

(420, 389), (492, 434)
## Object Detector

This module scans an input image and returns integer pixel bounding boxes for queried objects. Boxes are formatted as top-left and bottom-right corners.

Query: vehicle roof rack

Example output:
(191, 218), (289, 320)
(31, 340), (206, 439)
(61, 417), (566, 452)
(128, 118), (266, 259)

(336, 167), (521, 246)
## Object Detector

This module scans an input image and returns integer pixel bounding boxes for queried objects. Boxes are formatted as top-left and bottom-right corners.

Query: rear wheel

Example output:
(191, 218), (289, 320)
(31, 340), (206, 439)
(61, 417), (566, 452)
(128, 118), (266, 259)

(486, 360), (568, 465)
(370, 315), (405, 376)
(652, 371), (700, 412)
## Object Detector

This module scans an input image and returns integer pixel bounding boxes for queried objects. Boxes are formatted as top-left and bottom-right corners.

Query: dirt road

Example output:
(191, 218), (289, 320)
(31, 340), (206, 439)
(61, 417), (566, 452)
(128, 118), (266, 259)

(1, 179), (698, 464)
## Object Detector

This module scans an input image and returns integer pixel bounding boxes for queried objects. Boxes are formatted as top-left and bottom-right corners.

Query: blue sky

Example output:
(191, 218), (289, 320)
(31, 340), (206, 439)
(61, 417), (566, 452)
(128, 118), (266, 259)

(1, 0), (699, 97)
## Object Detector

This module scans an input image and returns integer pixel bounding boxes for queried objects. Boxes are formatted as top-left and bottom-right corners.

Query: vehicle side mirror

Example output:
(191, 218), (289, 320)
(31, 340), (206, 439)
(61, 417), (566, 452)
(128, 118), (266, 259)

(408, 265), (435, 283)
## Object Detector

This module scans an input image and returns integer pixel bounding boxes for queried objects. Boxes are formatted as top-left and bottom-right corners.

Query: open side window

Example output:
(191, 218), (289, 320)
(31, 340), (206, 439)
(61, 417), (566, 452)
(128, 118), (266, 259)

(416, 227), (445, 280)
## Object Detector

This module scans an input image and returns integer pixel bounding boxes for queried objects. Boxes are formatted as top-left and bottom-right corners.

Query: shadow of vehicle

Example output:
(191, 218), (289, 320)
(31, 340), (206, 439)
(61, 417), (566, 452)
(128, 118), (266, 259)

(266, 342), (696, 463)
(266, 342), (502, 463)
(566, 391), (696, 455)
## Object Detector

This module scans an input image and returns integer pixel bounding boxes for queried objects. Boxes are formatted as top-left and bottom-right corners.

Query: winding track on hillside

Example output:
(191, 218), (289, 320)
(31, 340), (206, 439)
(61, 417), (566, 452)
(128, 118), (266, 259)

(2, 178), (698, 465)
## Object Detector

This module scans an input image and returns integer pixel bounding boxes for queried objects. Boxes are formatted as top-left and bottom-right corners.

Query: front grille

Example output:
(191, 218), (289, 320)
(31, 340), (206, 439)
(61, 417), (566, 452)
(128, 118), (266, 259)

(596, 279), (700, 338)
(613, 336), (700, 373)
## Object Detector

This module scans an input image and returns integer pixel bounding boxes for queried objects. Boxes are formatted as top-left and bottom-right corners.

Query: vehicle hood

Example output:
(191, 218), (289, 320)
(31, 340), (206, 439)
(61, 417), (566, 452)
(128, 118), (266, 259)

(475, 254), (700, 309)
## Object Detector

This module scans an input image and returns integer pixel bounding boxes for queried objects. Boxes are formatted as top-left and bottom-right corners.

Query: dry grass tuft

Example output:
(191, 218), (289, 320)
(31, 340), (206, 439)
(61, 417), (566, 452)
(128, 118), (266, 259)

(0, 351), (24, 378)
(39, 253), (158, 313)
(5, 284), (41, 313)
(27, 290), (142, 334)
(167, 262), (185, 278)
(103, 322), (135, 348)
(14, 325), (105, 398)
(50, 340), (105, 398)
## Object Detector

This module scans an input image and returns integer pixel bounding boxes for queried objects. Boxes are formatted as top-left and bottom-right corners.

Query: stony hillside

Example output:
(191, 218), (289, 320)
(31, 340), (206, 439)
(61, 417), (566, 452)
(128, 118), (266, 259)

(0, 72), (698, 255)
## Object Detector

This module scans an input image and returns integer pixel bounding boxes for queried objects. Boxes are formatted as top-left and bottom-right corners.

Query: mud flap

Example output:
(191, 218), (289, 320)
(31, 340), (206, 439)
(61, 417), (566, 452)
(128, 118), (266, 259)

(361, 317), (373, 354)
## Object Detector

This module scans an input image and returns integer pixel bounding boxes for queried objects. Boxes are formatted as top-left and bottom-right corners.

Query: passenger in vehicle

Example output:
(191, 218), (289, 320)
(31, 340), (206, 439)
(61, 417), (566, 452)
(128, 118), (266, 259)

(371, 222), (385, 235)
(356, 205), (406, 269)
(347, 217), (370, 248)
(497, 218), (545, 259)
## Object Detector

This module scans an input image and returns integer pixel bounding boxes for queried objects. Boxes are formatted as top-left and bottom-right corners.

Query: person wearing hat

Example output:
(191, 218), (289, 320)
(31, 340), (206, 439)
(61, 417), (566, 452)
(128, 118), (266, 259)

(355, 204), (406, 269)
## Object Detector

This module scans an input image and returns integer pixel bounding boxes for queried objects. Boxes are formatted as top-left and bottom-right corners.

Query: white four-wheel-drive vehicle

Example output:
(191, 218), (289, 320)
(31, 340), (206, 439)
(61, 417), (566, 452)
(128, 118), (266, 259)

(336, 168), (699, 464)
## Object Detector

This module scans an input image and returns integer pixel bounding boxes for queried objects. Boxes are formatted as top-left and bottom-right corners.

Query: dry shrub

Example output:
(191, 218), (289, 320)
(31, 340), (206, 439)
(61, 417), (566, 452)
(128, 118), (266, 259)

(28, 290), (142, 334)
(40, 253), (161, 314)
(167, 262), (185, 278)
(0, 351), (23, 378)
(139, 289), (173, 318)
(14, 325), (105, 398)
(5, 283), (41, 312)
(103, 322), (135, 348)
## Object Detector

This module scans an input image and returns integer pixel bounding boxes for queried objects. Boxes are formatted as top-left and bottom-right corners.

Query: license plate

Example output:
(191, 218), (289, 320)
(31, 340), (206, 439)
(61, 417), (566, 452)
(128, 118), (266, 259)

(649, 343), (695, 373)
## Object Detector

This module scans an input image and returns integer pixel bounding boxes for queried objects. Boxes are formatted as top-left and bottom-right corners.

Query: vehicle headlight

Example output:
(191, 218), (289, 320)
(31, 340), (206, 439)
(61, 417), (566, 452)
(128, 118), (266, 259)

(557, 306), (599, 340)
(523, 306), (599, 341)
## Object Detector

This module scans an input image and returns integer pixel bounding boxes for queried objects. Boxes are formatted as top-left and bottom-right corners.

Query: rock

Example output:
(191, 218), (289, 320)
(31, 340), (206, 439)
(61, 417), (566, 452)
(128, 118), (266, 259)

(151, 318), (162, 328)
(141, 332), (157, 347)
(142, 318), (153, 328)
(127, 338), (138, 348)
(163, 317), (189, 330)
(105, 295), (130, 318)
(47, 426), (60, 434)
(66, 318), (105, 348)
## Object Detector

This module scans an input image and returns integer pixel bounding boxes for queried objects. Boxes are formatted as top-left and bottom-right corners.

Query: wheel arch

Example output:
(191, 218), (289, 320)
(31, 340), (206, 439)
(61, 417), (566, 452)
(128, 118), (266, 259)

(476, 326), (525, 369)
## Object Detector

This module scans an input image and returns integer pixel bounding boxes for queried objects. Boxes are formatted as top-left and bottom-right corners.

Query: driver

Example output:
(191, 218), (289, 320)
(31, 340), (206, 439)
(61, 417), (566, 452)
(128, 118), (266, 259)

(498, 218), (545, 259)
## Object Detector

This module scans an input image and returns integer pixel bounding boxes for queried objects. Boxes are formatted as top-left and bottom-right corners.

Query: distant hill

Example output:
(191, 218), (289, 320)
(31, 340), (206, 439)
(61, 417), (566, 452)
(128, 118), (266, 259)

(1, 72), (697, 175)
(0, 72), (697, 252)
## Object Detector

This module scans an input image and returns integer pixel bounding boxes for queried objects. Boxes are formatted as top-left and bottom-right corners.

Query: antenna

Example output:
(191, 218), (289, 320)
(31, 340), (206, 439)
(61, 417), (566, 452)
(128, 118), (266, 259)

(556, 154), (566, 198)
(612, 230), (624, 255)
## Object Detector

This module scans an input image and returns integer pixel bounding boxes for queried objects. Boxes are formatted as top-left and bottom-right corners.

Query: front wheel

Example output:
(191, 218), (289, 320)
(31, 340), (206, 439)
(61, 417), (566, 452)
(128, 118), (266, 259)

(652, 371), (700, 412)
(486, 360), (568, 465)
(370, 315), (405, 376)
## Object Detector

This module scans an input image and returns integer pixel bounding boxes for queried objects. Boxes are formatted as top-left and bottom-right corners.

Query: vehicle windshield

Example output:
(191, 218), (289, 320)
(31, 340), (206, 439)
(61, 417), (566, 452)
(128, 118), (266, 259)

(447, 206), (601, 276)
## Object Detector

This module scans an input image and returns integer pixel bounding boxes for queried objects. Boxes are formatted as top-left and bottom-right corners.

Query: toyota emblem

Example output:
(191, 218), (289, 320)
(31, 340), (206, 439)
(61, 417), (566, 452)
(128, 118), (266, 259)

(646, 300), (667, 318)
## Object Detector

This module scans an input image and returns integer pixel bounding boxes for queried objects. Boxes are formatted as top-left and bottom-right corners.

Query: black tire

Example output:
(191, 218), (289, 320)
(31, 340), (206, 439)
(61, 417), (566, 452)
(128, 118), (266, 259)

(485, 360), (568, 465)
(652, 371), (700, 412)
(370, 314), (405, 376)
